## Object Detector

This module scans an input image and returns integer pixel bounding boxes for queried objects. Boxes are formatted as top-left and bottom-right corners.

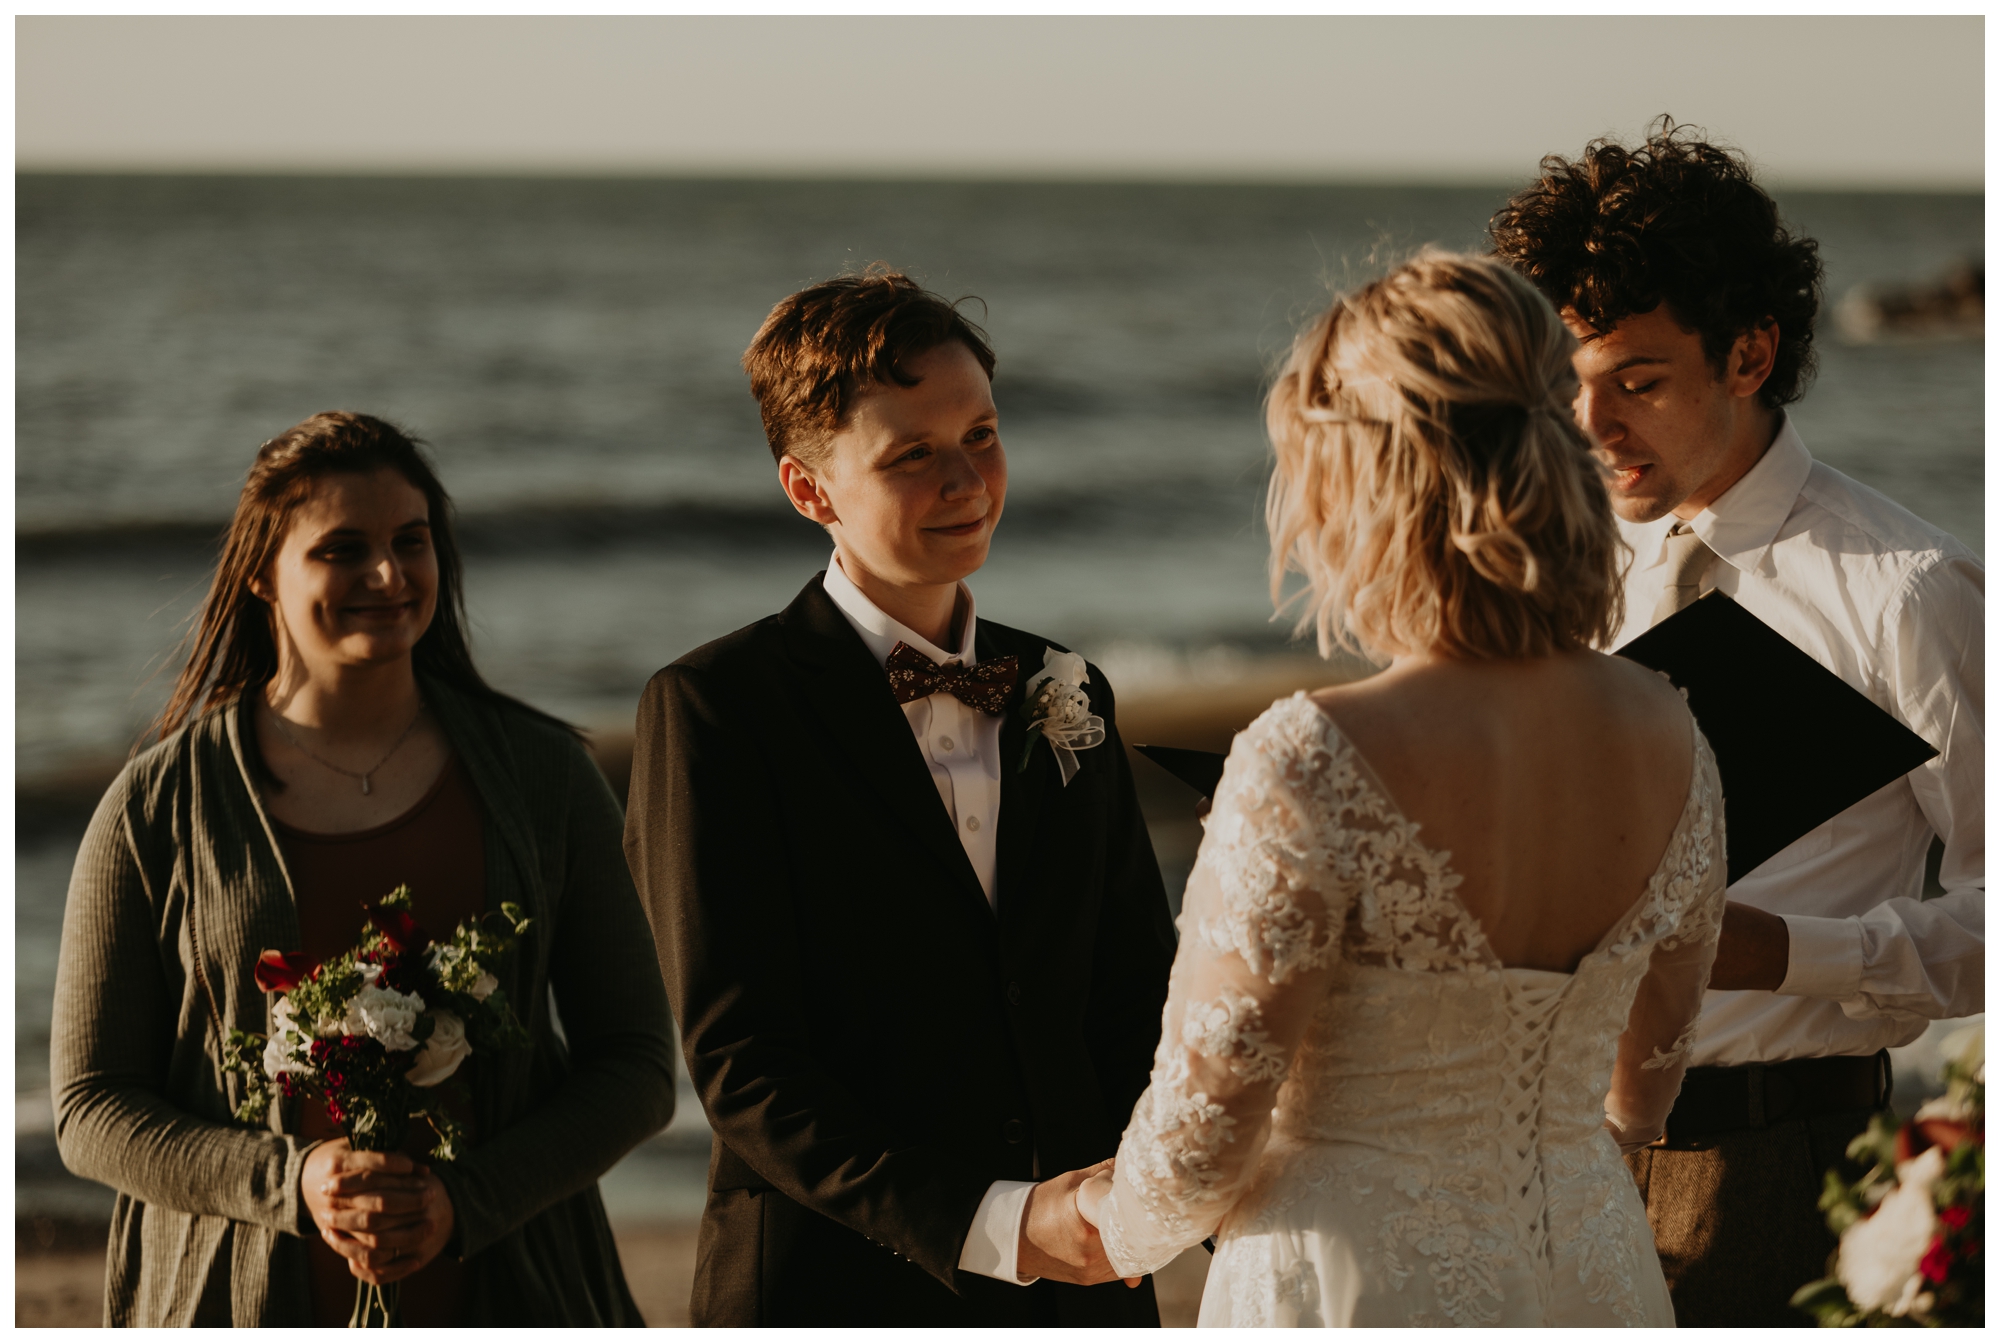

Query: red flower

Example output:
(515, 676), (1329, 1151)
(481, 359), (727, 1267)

(1897, 1115), (1979, 1162)
(364, 901), (432, 956)
(1920, 1237), (1954, 1284)
(1942, 1206), (1971, 1232)
(325, 1099), (345, 1126)
(252, 950), (313, 994)
(1921, 1118), (1974, 1156)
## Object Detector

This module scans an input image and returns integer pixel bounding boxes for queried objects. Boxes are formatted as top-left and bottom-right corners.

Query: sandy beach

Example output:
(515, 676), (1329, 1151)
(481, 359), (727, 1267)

(12, 659), (1979, 1325)
(16, 1217), (1215, 1328)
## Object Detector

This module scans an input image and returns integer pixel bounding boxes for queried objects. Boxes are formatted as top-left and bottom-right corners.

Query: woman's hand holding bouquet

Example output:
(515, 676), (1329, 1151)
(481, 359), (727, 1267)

(301, 1143), (455, 1287)
(225, 886), (532, 1325)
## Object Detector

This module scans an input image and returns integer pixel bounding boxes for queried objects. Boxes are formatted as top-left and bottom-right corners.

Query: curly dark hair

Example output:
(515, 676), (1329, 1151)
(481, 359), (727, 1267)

(1488, 116), (1824, 408)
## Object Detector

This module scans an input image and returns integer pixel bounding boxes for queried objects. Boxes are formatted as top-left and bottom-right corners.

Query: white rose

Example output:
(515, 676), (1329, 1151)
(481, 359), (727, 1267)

(262, 1032), (305, 1080)
(340, 984), (426, 1052)
(1030, 648), (1090, 695)
(1022, 647), (1106, 786)
(404, 1010), (472, 1088)
(287, 992), (341, 1038)
(263, 999), (312, 1078)
(470, 970), (499, 1002)
(1838, 1145), (1945, 1315)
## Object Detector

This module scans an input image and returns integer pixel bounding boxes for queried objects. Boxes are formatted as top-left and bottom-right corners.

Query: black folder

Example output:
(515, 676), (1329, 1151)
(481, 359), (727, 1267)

(1133, 743), (1228, 802)
(1615, 592), (1936, 883)
(1136, 594), (1938, 886)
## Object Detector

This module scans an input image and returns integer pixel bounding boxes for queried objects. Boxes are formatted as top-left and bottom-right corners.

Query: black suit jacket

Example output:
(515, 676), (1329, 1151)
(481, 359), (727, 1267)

(624, 575), (1176, 1326)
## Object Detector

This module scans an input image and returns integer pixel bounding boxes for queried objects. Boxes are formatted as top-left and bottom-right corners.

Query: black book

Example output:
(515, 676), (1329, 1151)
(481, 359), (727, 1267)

(1614, 592), (1936, 883)
(1136, 593), (1937, 886)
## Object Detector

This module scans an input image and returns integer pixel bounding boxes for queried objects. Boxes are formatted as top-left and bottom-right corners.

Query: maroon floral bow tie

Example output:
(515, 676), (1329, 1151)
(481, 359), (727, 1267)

(884, 642), (1019, 715)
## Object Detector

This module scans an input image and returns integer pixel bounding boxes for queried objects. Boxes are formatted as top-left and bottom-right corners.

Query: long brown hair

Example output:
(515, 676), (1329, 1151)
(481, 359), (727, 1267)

(151, 411), (576, 745)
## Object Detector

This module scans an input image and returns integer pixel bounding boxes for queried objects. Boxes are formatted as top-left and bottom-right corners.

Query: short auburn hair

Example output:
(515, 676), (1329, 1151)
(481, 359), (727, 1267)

(1267, 251), (1623, 662)
(1488, 116), (1824, 408)
(742, 267), (997, 465)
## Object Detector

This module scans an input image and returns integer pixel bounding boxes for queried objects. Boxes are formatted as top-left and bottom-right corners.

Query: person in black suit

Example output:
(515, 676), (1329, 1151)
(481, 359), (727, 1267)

(623, 270), (1177, 1326)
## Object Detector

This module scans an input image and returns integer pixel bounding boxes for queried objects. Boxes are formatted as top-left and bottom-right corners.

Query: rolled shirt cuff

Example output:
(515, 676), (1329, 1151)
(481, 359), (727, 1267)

(956, 1179), (1038, 1284)
(1775, 913), (1865, 999)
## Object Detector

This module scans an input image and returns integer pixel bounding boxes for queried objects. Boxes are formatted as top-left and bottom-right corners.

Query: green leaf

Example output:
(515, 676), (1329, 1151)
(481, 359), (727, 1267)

(1015, 721), (1044, 774)
(1789, 1277), (1849, 1312)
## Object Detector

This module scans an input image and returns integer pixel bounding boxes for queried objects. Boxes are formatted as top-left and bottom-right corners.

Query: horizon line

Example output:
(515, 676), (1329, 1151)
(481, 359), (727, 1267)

(15, 163), (1985, 196)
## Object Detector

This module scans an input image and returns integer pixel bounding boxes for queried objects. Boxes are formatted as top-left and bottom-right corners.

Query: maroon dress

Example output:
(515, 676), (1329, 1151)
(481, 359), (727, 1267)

(274, 756), (486, 1327)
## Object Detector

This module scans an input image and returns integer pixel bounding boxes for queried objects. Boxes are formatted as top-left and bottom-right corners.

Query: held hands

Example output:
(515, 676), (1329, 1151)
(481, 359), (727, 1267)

(1017, 1159), (1141, 1288)
(1074, 1170), (1115, 1229)
(301, 1139), (456, 1285)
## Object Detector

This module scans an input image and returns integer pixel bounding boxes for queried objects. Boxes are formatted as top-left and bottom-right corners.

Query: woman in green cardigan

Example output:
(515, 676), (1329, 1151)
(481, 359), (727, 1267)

(51, 411), (677, 1326)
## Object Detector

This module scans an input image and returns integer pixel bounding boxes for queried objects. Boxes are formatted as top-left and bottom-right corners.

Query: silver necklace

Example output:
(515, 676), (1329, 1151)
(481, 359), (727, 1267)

(266, 700), (426, 795)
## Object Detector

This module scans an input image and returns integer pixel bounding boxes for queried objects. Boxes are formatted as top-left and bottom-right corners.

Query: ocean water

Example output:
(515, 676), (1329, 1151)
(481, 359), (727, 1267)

(16, 175), (1985, 777)
(14, 175), (1983, 1216)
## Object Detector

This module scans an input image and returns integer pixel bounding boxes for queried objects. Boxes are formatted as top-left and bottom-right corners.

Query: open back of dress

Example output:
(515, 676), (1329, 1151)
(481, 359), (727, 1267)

(1097, 693), (1727, 1327)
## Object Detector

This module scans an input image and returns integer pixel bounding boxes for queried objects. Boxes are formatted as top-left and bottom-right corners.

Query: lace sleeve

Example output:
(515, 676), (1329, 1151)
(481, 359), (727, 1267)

(1604, 737), (1727, 1154)
(1097, 703), (1354, 1277)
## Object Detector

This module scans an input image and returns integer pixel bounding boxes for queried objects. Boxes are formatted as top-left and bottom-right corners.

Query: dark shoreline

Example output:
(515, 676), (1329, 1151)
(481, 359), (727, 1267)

(16, 659), (1342, 840)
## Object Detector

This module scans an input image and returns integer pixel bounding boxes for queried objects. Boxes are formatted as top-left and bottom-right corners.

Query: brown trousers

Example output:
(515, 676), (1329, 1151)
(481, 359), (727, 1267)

(1624, 1108), (1874, 1327)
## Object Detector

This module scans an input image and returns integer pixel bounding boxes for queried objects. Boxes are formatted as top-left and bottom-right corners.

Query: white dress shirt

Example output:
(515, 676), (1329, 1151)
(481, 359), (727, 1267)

(1609, 417), (1984, 1065)
(821, 554), (1038, 1284)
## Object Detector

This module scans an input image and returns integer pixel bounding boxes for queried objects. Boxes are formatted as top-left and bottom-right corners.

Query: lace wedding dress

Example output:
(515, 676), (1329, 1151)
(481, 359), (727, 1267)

(1098, 693), (1725, 1327)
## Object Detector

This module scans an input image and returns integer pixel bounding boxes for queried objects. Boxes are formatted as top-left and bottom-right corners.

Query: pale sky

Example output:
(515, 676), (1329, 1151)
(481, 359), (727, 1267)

(15, 16), (1986, 188)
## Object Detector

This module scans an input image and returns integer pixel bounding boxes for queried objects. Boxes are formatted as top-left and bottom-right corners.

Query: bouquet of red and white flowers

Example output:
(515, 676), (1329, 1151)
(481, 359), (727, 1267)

(225, 886), (532, 1325)
(1793, 1023), (1984, 1328)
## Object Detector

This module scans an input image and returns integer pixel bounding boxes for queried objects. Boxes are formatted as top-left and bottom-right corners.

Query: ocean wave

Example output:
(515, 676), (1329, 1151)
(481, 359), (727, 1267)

(16, 476), (1267, 564)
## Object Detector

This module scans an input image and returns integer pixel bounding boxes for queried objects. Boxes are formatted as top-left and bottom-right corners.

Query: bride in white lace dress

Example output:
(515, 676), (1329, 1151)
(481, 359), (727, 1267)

(1078, 254), (1725, 1327)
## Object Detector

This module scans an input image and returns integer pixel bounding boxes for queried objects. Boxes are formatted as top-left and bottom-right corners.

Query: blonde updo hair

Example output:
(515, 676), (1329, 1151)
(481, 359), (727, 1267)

(1266, 251), (1622, 662)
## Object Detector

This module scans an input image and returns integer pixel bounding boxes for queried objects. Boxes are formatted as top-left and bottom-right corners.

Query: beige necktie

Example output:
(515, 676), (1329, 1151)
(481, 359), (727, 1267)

(1650, 523), (1719, 626)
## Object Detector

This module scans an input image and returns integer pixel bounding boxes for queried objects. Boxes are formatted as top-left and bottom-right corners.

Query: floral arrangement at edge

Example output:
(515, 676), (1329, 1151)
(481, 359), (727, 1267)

(224, 885), (532, 1325)
(1793, 1023), (1983, 1327)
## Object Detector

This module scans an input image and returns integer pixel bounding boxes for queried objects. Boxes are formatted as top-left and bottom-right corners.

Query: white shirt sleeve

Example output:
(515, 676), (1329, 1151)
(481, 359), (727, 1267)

(956, 1179), (1037, 1284)
(1779, 892), (1984, 1022)
(1775, 554), (1984, 1022)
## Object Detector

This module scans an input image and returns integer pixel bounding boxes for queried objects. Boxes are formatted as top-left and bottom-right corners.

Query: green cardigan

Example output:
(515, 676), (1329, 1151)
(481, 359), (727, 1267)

(50, 681), (678, 1326)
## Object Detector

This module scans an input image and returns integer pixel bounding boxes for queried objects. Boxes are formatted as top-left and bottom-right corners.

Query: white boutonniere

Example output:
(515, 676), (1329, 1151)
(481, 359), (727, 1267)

(1014, 647), (1107, 786)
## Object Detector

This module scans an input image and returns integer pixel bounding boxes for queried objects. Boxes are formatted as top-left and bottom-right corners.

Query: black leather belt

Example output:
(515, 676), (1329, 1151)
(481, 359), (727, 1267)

(1657, 1051), (1891, 1149)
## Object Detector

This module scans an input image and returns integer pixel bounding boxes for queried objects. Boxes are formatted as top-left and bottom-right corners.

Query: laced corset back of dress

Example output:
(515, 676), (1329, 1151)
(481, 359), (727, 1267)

(1097, 691), (1726, 1282)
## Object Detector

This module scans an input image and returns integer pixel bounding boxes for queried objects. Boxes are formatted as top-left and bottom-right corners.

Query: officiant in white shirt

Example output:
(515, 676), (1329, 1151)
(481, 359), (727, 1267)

(1491, 119), (1983, 1326)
